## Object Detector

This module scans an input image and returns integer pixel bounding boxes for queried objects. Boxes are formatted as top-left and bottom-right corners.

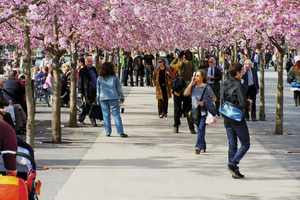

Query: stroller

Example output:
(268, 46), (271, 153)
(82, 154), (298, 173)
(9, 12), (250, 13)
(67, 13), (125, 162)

(0, 138), (41, 200)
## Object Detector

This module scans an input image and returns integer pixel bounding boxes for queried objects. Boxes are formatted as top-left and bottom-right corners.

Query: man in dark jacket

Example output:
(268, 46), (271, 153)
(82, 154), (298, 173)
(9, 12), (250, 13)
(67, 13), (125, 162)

(124, 52), (133, 86)
(78, 57), (98, 126)
(3, 70), (27, 114)
(242, 59), (259, 121)
(133, 51), (144, 87)
(221, 62), (252, 179)
(205, 57), (222, 116)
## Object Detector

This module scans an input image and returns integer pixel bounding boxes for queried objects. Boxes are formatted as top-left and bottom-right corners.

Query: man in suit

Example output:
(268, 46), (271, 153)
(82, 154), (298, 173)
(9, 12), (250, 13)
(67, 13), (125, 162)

(242, 59), (260, 121)
(206, 57), (222, 116)
(78, 57), (98, 127)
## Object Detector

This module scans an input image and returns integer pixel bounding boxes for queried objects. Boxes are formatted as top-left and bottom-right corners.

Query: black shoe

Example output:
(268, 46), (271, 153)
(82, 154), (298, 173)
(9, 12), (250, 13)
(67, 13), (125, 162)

(15, 129), (26, 135)
(216, 111), (220, 116)
(92, 123), (98, 127)
(106, 134), (111, 137)
(78, 120), (86, 125)
(227, 164), (244, 179)
(119, 133), (128, 137)
(252, 118), (257, 121)
(245, 118), (250, 121)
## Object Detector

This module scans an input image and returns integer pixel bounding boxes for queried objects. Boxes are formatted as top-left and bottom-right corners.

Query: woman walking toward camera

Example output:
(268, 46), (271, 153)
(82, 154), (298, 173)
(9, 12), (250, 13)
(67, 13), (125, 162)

(97, 62), (128, 137)
(152, 57), (175, 118)
(184, 69), (216, 154)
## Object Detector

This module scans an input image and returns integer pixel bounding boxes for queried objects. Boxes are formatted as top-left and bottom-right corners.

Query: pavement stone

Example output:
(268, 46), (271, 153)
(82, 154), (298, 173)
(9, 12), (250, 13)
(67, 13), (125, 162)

(20, 68), (299, 200)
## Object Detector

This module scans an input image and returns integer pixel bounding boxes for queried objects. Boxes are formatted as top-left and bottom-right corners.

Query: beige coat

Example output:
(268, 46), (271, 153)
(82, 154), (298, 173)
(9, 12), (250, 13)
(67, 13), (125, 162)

(152, 67), (175, 99)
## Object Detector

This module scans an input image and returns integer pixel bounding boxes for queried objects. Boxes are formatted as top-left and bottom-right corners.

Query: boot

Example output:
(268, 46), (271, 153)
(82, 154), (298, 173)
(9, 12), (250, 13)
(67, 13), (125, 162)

(173, 127), (179, 133)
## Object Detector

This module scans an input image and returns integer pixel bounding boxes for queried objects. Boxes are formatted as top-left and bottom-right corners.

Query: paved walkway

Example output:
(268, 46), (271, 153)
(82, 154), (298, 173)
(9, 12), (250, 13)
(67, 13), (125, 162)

(26, 69), (300, 200)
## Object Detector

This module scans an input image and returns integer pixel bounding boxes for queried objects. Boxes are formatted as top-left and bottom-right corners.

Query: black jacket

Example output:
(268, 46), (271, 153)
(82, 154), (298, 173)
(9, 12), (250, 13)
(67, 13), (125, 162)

(124, 56), (133, 71)
(221, 77), (250, 121)
(205, 67), (222, 87)
(133, 56), (144, 71)
(78, 66), (98, 97)
(242, 68), (259, 92)
(3, 78), (25, 104)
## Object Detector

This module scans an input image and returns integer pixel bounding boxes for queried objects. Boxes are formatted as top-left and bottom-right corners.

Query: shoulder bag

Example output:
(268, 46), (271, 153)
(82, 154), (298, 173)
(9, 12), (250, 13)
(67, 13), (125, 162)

(220, 85), (244, 123)
(187, 85), (207, 125)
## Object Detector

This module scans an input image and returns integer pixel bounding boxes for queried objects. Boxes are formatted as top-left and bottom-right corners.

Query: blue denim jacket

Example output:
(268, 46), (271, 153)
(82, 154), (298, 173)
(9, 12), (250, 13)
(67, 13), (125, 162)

(97, 75), (124, 103)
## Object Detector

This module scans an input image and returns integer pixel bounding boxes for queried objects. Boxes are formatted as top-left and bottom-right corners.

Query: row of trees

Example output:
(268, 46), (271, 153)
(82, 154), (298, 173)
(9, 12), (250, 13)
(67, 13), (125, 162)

(1, 0), (299, 148)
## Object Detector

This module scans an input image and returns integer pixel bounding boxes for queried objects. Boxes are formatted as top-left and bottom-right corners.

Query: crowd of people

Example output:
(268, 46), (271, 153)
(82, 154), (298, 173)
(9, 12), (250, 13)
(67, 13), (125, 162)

(1, 47), (299, 179)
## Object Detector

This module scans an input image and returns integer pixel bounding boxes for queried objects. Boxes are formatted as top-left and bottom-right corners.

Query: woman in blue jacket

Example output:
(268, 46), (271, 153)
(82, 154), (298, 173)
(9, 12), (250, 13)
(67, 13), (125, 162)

(97, 62), (128, 137)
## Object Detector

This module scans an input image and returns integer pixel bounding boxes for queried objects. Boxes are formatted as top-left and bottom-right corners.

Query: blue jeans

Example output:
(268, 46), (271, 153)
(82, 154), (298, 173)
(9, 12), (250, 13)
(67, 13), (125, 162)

(100, 100), (124, 135)
(145, 65), (154, 86)
(195, 116), (206, 150)
(224, 120), (250, 167)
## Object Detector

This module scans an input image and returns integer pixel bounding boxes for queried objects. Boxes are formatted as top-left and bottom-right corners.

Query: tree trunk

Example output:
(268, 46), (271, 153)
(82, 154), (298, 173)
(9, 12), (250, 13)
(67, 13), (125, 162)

(234, 44), (238, 62)
(116, 47), (120, 78)
(197, 46), (200, 63)
(257, 45), (266, 121)
(109, 49), (114, 63)
(94, 47), (100, 74)
(51, 15), (62, 143)
(23, 23), (35, 149)
(230, 45), (235, 62)
(103, 50), (108, 62)
(69, 52), (77, 127)
(274, 46), (284, 135)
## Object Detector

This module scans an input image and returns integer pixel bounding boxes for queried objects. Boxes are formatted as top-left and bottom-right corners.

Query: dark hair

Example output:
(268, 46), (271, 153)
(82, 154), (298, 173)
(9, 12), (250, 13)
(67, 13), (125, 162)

(229, 62), (243, 77)
(179, 51), (184, 59)
(184, 50), (193, 61)
(8, 70), (17, 79)
(196, 69), (208, 83)
(99, 62), (116, 80)
(225, 49), (231, 56)
(79, 58), (85, 65)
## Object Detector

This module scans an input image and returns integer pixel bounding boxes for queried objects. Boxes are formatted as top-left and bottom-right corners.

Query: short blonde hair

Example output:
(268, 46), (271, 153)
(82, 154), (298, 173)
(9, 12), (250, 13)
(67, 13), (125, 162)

(0, 75), (5, 84)
(62, 64), (70, 74)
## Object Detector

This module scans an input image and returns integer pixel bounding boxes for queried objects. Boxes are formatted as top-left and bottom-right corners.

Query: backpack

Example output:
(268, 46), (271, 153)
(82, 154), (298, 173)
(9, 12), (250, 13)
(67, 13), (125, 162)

(170, 62), (186, 92)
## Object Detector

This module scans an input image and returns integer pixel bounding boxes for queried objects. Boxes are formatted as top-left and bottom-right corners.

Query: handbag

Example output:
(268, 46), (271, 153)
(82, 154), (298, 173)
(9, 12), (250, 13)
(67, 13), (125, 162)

(89, 104), (103, 120)
(287, 73), (295, 84)
(220, 101), (244, 123)
(205, 112), (217, 125)
(76, 98), (85, 114)
(170, 62), (186, 92)
(187, 85), (207, 125)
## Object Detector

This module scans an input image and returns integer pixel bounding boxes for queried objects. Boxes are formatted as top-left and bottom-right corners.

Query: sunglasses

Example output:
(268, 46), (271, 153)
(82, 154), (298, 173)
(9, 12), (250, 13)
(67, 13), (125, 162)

(158, 61), (163, 63)
(209, 61), (214, 63)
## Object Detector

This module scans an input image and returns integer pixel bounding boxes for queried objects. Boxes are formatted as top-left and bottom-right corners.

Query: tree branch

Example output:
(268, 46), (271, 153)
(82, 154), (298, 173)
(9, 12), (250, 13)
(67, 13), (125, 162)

(0, 0), (42, 24)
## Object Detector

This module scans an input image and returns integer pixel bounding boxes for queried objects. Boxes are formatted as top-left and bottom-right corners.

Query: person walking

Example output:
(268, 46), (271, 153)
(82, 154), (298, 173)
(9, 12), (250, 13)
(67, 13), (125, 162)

(242, 59), (259, 121)
(221, 62), (252, 179)
(184, 69), (216, 154)
(133, 51), (144, 87)
(170, 50), (196, 133)
(205, 57), (222, 116)
(152, 57), (175, 118)
(78, 57), (98, 127)
(288, 60), (300, 106)
(124, 51), (134, 86)
(97, 62), (127, 137)
(143, 51), (155, 87)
